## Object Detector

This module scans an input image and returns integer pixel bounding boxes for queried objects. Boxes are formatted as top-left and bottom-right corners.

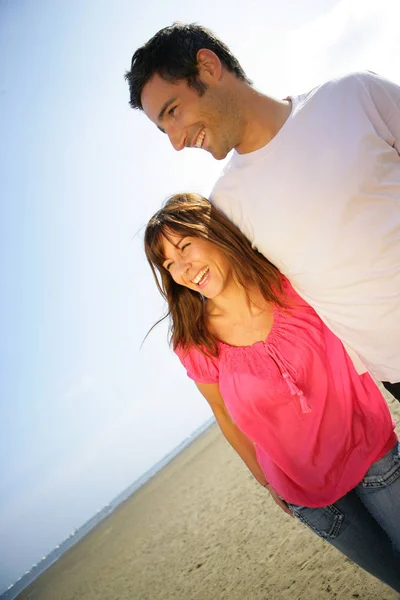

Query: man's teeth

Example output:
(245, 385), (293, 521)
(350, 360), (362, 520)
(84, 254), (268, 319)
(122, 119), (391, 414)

(194, 129), (205, 148)
(191, 266), (209, 284)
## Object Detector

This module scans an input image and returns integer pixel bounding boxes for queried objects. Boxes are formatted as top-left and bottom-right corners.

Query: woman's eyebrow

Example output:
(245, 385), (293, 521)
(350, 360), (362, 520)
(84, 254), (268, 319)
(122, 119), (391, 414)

(163, 232), (184, 249)
(161, 234), (188, 269)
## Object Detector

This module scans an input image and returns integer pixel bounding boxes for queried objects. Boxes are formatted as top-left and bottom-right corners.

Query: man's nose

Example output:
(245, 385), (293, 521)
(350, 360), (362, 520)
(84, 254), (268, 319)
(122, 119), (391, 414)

(167, 124), (186, 151)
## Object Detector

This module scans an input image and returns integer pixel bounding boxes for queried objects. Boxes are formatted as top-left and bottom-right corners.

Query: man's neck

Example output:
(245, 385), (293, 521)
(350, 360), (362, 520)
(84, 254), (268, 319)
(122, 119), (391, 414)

(235, 89), (292, 154)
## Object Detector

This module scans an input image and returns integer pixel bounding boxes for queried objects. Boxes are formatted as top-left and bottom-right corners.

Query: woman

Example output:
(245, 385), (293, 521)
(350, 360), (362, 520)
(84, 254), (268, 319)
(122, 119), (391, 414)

(144, 192), (400, 592)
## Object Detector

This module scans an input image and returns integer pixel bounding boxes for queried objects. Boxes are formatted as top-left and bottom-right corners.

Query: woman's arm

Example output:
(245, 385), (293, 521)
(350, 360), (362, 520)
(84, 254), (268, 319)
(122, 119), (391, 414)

(195, 381), (292, 516)
(196, 381), (266, 484)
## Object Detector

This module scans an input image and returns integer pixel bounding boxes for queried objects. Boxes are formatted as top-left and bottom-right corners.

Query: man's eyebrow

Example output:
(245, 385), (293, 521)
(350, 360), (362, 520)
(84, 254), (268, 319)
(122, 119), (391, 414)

(158, 97), (177, 122)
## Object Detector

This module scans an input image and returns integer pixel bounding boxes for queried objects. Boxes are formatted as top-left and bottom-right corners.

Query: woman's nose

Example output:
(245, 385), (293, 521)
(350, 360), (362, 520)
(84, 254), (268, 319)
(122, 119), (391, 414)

(178, 259), (190, 278)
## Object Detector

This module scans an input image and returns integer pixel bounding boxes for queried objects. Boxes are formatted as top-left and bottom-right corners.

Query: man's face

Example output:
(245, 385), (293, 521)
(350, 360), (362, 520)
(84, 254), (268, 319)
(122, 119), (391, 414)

(141, 73), (241, 160)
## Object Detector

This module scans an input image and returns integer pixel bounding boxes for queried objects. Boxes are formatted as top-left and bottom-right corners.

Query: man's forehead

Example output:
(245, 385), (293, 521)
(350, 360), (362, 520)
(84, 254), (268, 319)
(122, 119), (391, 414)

(141, 74), (181, 120)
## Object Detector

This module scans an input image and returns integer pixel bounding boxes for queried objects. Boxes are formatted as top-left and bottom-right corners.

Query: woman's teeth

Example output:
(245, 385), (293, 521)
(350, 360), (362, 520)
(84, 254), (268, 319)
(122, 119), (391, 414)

(191, 266), (209, 285)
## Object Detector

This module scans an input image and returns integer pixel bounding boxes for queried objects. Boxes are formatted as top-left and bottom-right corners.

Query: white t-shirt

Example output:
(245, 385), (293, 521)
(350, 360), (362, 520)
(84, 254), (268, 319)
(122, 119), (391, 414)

(211, 72), (400, 382)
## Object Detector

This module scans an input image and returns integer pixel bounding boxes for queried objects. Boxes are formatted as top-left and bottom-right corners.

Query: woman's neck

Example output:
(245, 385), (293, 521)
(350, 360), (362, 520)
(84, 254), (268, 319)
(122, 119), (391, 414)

(206, 283), (275, 347)
(207, 281), (270, 321)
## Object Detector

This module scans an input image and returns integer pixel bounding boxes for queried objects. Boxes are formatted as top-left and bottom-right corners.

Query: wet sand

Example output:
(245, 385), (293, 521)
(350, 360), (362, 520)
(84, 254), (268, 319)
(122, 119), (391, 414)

(19, 390), (400, 600)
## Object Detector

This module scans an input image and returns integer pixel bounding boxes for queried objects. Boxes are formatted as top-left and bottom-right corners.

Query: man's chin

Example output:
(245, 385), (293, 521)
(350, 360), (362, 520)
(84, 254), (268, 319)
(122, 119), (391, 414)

(210, 147), (230, 161)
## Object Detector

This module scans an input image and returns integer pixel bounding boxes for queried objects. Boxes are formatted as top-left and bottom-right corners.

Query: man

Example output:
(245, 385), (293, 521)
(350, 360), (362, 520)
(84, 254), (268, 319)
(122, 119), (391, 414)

(125, 23), (400, 400)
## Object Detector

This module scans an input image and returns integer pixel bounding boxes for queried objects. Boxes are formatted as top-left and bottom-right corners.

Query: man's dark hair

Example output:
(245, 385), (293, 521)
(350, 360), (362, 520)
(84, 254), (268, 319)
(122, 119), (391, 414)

(125, 22), (251, 110)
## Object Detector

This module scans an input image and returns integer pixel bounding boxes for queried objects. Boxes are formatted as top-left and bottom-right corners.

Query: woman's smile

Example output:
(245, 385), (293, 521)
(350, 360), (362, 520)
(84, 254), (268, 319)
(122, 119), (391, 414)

(190, 266), (210, 287)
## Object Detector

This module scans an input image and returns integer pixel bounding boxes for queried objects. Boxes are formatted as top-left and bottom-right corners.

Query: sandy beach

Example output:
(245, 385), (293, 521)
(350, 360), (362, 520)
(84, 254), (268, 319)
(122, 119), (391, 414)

(19, 390), (400, 600)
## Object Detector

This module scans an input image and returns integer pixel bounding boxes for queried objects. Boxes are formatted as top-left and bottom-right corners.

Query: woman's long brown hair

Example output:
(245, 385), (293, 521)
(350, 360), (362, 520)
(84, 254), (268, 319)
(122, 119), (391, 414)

(144, 193), (285, 356)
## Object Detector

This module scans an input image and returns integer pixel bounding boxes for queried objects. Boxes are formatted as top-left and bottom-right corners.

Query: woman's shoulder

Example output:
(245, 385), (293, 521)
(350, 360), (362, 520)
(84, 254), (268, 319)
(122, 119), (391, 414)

(175, 344), (220, 384)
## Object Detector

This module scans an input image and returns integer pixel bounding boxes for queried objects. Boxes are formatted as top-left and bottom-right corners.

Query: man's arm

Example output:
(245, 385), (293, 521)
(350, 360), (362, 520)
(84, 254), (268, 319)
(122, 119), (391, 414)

(195, 381), (292, 515)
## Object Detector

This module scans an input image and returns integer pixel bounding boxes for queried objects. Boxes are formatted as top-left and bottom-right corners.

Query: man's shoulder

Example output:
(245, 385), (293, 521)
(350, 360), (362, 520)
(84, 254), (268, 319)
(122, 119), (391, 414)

(302, 71), (375, 99)
(286, 71), (375, 118)
(325, 70), (374, 85)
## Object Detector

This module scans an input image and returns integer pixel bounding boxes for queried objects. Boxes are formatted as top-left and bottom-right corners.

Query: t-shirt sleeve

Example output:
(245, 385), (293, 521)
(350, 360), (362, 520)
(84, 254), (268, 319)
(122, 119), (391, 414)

(357, 71), (400, 154)
(174, 345), (219, 384)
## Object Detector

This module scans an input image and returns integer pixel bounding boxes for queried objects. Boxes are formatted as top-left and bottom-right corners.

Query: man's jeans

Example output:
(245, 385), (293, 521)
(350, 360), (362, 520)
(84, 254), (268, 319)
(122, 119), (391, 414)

(288, 442), (400, 593)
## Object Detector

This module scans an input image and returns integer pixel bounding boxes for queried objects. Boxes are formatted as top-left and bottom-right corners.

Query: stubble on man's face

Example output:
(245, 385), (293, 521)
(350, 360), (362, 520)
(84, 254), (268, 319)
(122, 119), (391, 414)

(201, 86), (245, 160)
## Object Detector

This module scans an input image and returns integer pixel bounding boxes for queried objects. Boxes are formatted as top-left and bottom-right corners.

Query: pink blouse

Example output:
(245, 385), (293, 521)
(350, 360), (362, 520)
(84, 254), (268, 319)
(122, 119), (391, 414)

(175, 279), (397, 508)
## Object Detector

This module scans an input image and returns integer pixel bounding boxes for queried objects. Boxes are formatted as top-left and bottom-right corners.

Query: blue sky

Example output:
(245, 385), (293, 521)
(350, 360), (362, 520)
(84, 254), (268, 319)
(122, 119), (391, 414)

(0, 0), (399, 592)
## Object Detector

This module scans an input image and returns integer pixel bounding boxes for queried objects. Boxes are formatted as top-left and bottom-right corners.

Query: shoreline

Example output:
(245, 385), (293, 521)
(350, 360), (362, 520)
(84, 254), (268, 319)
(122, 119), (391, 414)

(3, 418), (216, 600)
(15, 393), (400, 600)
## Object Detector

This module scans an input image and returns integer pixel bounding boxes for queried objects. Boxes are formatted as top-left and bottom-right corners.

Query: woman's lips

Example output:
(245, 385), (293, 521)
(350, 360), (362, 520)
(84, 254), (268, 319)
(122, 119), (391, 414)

(191, 266), (209, 287)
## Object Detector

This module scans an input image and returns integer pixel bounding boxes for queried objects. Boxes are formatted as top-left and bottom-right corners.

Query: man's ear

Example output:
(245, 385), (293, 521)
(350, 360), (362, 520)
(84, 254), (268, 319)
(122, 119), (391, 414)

(196, 49), (222, 82)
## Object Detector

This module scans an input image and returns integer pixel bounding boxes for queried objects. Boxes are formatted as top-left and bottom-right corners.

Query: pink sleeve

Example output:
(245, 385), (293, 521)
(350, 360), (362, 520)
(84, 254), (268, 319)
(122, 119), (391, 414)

(175, 345), (219, 384)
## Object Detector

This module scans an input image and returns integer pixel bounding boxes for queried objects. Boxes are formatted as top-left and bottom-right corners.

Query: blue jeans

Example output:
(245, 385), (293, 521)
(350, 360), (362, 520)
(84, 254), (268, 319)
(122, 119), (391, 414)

(287, 442), (400, 593)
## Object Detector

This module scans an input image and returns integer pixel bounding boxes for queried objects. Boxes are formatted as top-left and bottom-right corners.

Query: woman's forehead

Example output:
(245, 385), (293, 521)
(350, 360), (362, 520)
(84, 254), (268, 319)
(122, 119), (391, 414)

(161, 228), (184, 248)
(159, 229), (183, 259)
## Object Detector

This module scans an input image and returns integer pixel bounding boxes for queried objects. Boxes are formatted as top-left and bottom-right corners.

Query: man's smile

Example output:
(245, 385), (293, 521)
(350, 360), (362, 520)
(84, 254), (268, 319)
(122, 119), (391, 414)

(193, 128), (206, 149)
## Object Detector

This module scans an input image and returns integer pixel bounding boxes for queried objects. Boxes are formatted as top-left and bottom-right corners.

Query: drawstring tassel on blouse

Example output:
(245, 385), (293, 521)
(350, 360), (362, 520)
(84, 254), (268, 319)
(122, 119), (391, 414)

(267, 344), (312, 414)
(282, 372), (312, 414)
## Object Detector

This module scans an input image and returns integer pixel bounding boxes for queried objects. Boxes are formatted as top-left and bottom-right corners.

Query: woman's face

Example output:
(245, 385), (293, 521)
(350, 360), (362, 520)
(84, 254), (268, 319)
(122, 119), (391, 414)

(160, 230), (234, 299)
